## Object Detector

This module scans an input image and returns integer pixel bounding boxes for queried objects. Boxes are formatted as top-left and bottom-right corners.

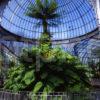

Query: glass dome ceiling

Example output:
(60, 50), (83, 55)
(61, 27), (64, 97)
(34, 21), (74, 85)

(1, 0), (97, 40)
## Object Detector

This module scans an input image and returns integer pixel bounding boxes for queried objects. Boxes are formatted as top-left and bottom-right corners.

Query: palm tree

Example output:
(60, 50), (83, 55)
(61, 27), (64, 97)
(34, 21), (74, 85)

(26, 0), (59, 38)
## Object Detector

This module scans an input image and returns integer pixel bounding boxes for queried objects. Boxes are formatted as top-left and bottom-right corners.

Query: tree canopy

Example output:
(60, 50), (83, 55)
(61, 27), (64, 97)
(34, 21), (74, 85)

(26, 0), (60, 37)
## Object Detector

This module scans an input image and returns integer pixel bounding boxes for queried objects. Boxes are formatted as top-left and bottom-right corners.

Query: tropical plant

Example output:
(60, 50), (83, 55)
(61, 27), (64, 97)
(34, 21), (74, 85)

(26, 0), (60, 38)
(4, 41), (92, 93)
(2, 0), (93, 94)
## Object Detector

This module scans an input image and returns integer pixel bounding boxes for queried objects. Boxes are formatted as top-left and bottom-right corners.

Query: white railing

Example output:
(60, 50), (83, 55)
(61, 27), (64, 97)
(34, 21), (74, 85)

(0, 90), (99, 100)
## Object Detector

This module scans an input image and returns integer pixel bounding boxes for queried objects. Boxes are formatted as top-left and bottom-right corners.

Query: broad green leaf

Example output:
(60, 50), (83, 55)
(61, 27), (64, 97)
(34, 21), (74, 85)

(49, 76), (64, 87)
(33, 82), (43, 93)
(23, 70), (35, 85)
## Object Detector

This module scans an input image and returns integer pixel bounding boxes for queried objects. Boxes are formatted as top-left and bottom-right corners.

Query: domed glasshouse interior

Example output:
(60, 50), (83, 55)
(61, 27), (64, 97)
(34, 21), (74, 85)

(0, 0), (100, 99)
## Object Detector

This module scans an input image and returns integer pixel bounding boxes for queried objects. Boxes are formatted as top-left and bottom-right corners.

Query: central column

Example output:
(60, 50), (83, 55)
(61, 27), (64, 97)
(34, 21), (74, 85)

(96, 0), (100, 26)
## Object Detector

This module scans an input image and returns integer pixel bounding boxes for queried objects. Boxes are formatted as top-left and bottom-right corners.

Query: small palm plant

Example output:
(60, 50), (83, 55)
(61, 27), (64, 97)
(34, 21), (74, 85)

(26, 0), (59, 39)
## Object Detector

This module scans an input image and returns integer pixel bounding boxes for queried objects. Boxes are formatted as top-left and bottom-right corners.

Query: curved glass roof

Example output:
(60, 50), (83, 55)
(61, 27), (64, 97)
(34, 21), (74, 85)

(1, 0), (97, 40)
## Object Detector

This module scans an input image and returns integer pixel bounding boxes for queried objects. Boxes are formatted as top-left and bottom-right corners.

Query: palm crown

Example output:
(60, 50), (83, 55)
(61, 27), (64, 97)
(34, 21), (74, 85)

(26, 0), (59, 37)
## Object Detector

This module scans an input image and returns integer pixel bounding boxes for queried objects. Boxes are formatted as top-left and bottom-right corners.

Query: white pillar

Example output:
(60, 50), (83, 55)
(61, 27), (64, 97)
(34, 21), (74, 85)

(95, 0), (100, 39)
(96, 0), (100, 26)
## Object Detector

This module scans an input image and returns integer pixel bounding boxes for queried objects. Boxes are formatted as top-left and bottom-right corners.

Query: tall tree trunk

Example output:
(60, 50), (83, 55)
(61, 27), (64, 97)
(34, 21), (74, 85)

(43, 20), (48, 34)
(42, 20), (52, 47)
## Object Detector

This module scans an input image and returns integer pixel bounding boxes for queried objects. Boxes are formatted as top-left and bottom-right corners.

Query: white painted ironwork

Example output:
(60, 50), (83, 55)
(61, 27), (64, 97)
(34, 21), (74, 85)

(88, 0), (100, 26)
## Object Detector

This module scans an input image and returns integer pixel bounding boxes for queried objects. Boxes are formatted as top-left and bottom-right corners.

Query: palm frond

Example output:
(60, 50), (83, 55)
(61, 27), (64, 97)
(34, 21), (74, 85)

(36, 0), (44, 11)
(43, 0), (49, 8)
(47, 0), (58, 14)
(26, 0), (60, 34)
(47, 13), (60, 19)
(26, 0), (59, 20)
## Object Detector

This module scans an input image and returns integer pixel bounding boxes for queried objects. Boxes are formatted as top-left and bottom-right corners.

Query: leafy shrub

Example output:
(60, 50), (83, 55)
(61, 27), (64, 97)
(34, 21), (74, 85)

(4, 42), (92, 93)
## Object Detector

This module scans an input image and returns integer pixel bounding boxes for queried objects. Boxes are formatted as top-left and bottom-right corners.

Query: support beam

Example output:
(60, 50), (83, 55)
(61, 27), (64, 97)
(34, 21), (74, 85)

(0, 25), (36, 44)
(0, 25), (99, 45)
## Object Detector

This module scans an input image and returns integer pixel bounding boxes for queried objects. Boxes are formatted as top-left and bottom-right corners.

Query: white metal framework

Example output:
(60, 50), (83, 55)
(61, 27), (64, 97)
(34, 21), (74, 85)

(0, 0), (100, 63)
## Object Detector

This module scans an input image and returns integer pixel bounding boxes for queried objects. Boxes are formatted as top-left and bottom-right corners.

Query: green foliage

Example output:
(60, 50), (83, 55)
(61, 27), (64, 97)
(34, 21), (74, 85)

(4, 65), (25, 91)
(33, 82), (43, 93)
(4, 38), (92, 92)
(26, 0), (60, 37)
(26, 0), (59, 20)
(23, 70), (35, 85)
